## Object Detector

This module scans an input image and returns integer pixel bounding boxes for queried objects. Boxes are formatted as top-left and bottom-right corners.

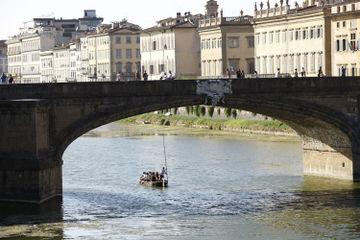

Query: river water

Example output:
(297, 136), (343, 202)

(1, 124), (360, 239)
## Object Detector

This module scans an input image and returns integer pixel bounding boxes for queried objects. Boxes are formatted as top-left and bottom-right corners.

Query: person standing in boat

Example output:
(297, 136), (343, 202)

(160, 167), (166, 179)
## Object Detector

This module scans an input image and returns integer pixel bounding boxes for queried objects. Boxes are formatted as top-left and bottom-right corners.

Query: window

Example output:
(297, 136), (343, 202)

(282, 30), (287, 42)
(136, 62), (141, 72)
(126, 49), (132, 59)
(337, 6), (341, 13)
(275, 31), (280, 43)
(351, 33), (357, 50)
(343, 21), (346, 27)
(247, 36), (254, 48)
(136, 36), (140, 44)
(136, 49), (140, 59)
(262, 33), (267, 44)
(317, 28), (322, 38)
(342, 39), (347, 51)
(126, 62), (132, 74)
(158, 64), (164, 73)
(115, 49), (122, 59)
(343, 5), (347, 12)
(289, 30), (294, 41)
(303, 54), (308, 72)
(350, 19), (357, 28)
(336, 39), (340, 51)
(126, 36), (132, 44)
(310, 28), (314, 38)
(352, 4), (355, 11)
(337, 22), (340, 28)
(303, 29), (308, 39)
(150, 65), (154, 74)
(310, 53), (315, 72)
(152, 41), (157, 50)
(116, 37), (121, 44)
(351, 66), (357, 76)
(269, 32), (274, 44)
(116, 62), (122, 73)
(295, 30), (300, 40)
(282, 55), (288, 73)
(228, 37), (239, 48)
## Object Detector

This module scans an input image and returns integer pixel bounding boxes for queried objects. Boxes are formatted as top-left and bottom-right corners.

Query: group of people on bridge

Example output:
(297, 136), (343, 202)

(1, 73), (14, 84)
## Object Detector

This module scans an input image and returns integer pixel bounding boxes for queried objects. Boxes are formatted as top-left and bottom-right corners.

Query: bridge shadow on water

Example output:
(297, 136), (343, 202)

(0, 197), (63, 227)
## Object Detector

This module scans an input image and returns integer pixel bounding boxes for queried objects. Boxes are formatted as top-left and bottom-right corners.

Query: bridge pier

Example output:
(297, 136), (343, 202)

(0, 100), (62, 203)
(302, 137), (354, 181)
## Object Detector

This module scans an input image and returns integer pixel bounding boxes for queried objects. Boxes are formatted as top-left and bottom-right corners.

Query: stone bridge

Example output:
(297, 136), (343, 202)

(0, 77), (360, 203)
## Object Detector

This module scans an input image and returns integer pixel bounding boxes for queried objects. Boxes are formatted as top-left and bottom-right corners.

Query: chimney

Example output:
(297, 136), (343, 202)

(176, 12), (181, 18)
(111, 22), (119, 29)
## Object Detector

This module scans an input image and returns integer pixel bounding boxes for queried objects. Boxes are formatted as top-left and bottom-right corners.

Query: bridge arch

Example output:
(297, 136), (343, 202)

(55, 94), (358, 182)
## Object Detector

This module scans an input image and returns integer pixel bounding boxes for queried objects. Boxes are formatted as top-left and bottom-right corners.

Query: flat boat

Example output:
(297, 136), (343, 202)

(139, 179), (168, 187)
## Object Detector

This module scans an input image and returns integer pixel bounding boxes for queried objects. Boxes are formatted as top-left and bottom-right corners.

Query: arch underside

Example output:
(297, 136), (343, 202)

(56, 95), (359, 181)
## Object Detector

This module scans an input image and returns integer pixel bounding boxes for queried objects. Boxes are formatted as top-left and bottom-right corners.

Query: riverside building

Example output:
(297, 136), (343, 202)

(40, 50), (54, 82)
(141, 12), (201, 80)
(84, 20), (141, 81)
(331, 0), (360, 76)
(198, 0), (255, 78)
(6, 10), (103, 83)
(254, 0), (341, 77)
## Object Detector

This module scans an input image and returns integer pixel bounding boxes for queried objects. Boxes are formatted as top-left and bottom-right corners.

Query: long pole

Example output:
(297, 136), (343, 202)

(162, 135), (168, 182)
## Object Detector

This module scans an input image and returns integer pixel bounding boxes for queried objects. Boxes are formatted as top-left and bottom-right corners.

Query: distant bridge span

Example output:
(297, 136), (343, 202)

(0, 77), (359, 203)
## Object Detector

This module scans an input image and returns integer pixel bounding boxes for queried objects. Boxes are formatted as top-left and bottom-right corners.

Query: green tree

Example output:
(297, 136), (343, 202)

(232, 109), (237, 119)
(208, 107), (215, 118)
(173, 107), (178, 115)
(195, 105), (201, 117)
(200, 106), (206, 116)
(225, 108), (232, 118)
(190, 106), (194, 115)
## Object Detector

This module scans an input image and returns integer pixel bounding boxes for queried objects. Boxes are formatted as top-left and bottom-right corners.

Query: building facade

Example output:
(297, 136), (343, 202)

(141, 12), (201, 80)
(69, 41), (82, 81)
(79, 37), (90, 81)
(7, 38), (22, 79)
(199, 0), (255, 78)
(331, 0), (360, 76)
(84, 20), (141, 81)
(6, 10), (103, 83)
(254, 0), (341, 77)
(0, 41), (8, 74)
(53, 45), (70, 82)
(40, 50), (53, 82)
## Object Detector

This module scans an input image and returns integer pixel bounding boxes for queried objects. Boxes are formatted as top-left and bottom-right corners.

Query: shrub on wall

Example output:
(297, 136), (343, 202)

(232, 109), (237, 119)
(225, 108), (232, 118)
(200, 106), (206, 116)
(208, 107), (215, 118)
(195, 105), (201, 117)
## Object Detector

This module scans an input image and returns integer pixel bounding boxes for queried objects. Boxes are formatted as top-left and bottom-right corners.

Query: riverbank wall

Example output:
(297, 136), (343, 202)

(119, 113), (298, 137)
